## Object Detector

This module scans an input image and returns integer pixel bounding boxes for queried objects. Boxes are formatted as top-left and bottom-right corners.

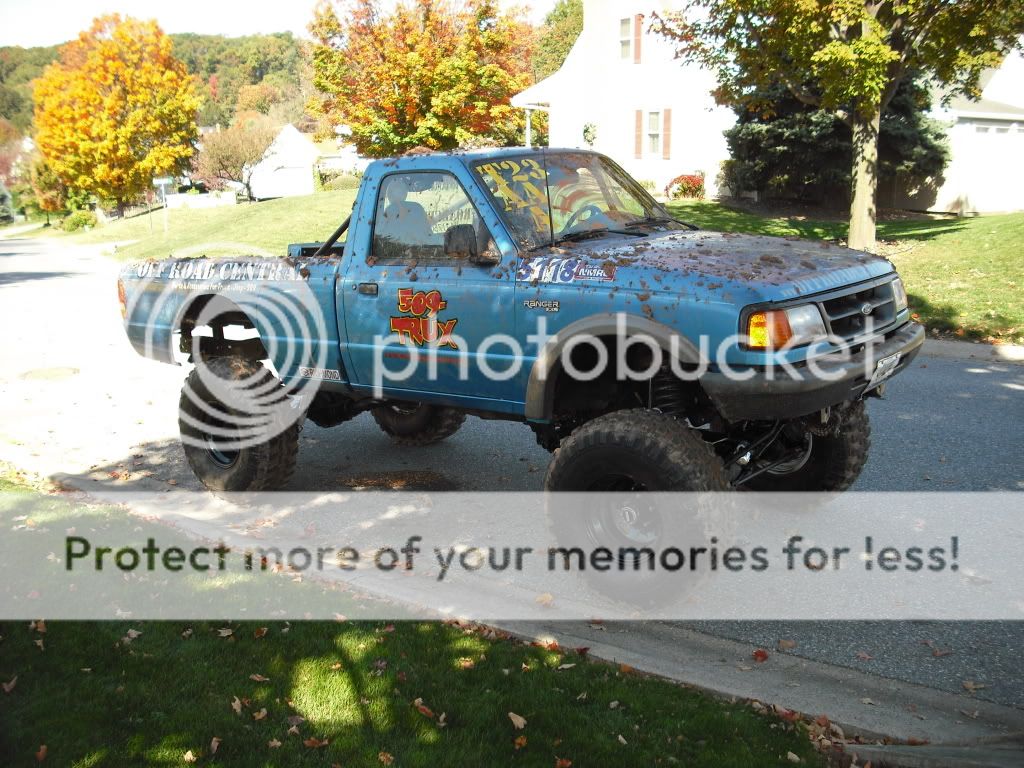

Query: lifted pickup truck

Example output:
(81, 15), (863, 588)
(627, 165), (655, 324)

(119, 148), (924, 494)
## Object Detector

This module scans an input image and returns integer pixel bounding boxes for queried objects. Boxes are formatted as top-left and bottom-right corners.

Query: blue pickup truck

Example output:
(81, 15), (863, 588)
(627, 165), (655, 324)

(119, 148), (924, 494)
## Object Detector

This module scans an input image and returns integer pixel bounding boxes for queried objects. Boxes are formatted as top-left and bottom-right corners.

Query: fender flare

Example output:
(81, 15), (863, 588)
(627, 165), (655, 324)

(524, 312), (704, 421)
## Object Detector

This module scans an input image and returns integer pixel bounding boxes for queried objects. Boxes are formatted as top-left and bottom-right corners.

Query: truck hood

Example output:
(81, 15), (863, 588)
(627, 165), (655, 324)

(566, 229), (895, 303)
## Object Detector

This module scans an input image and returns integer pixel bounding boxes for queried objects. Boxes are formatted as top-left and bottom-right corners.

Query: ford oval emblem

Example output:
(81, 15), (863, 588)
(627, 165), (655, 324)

(860, 303), (873, 316)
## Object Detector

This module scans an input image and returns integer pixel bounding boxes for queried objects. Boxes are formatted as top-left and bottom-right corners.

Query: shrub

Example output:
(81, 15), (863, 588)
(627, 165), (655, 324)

(665, 172), (705, 200)
(62, 209), (97, 231)
(323, 174), (362, 191)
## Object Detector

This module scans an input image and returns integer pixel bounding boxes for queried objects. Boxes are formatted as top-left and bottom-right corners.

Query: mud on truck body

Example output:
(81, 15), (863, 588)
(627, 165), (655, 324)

(118, 148), (924, 495)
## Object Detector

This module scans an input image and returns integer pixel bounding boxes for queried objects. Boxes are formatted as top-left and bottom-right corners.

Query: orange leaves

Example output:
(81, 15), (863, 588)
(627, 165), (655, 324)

(253, 627), (269, 640)
(413, 698), (434, 718)
(514, 735), (527, 750)
(32, 14), (199, 206)
(752, 649), (770, 663)
(253, 708), (268, 721)
(378, 751), (395, 765)
(303, 737), (329, 748)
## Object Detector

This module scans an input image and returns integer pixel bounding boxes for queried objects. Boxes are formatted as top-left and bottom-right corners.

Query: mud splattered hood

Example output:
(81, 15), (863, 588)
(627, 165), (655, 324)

(567, 229), (896, 303)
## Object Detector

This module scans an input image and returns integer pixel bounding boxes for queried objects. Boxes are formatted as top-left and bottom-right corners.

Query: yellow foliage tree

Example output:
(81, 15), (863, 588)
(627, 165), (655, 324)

(33, 15), (199, 211)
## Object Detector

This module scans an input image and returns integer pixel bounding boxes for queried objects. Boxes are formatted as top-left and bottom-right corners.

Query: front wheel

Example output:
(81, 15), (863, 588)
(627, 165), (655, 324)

(743, 401), (871, 492)
(371, 403), (466, 446)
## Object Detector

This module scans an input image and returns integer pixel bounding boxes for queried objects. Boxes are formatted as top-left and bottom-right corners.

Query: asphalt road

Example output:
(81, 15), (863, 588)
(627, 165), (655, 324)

(1, 234), (1022, 709)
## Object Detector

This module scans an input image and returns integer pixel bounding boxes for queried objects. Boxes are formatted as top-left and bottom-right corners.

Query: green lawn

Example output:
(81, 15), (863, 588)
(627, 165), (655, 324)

(668, 201), (1023, 344)
(0, 472), (824, 767)
(50, 190), (359, 262)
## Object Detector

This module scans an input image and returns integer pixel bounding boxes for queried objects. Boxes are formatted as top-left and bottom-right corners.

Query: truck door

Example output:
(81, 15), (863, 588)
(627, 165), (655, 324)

(340, 168), (519, 408)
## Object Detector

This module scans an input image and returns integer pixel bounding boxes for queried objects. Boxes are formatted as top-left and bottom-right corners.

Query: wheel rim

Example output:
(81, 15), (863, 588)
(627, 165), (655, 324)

(204, 433), (239, 468)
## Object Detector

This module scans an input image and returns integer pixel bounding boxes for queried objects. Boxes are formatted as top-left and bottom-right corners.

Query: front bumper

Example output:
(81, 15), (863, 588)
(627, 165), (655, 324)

(702, 322), (925, 422)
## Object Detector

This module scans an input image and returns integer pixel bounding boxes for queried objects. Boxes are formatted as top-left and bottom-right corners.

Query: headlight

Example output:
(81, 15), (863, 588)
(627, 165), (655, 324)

(747, 304), (826, 349)
(892, 277), (909, 313)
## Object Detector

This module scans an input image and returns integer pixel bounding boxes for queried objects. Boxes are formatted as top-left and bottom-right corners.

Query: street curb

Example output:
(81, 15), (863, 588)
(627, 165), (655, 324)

(922, 338), (1024, 365)
(493, 620), (1024, 762)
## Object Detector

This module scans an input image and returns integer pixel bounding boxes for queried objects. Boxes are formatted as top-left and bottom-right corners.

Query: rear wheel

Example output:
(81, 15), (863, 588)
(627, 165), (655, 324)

(743, 401), (871, 492)
(178, 357), (299, 492)
(371, 403), (466, 446)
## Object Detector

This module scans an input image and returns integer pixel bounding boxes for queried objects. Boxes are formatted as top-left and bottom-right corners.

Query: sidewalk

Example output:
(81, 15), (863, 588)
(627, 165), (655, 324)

(923, 338), (1024, 366)
(499, 620), (1024, 768)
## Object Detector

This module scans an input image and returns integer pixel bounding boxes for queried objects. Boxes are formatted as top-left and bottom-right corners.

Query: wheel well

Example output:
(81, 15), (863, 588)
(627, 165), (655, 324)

(178, 294), (267, 361)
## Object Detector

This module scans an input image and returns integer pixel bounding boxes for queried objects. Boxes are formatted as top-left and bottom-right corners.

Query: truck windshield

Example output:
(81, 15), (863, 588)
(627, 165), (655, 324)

(472, 151), (682, 250)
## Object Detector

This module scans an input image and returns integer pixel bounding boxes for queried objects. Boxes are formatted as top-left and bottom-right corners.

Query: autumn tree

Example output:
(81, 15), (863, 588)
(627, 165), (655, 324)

(532, 0), (584, 81)
(653, 2), (1023, 251)
(193, 115), (277, 200)
(28, 155), (67, 224)
(308, 0), (535, 156)
(33, 15), (200, 212)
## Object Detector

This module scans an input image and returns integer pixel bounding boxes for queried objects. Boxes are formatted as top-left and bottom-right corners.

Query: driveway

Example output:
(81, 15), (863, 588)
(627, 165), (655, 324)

(1, 236), (1022, 712)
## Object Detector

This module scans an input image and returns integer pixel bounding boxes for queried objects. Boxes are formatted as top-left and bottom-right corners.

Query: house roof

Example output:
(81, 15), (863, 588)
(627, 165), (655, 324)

(945, 95), (1024, 121)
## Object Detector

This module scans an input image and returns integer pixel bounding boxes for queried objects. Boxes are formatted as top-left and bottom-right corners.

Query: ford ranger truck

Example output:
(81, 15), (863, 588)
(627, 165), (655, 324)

(118, 148), (924, 495)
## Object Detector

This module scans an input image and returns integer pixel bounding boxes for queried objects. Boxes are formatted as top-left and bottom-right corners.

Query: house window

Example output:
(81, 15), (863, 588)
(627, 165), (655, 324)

(620, 18), (632, 60)
(648, 112), (661, 155)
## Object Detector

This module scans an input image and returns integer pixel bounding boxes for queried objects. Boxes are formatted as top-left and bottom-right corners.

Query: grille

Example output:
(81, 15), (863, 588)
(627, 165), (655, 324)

(821, 280), (896, 342)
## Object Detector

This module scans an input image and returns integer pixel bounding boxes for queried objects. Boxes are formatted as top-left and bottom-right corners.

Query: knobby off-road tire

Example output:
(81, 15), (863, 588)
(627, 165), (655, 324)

(744, 400), (871, 492)
(543, 409), (730, 608)
(545, 409), (730, 492)
(179, 357), (299, 492)
(372, 404), (466, 446)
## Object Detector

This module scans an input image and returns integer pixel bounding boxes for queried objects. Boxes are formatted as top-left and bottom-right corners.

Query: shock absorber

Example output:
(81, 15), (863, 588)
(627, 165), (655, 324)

(650, 364), (688, 418)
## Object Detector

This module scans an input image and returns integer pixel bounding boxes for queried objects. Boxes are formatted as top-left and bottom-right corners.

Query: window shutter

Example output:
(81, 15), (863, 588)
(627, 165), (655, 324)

(662, 109), (672, 160)
(634, 14), (643, 64)
(635, 110), (643, 159)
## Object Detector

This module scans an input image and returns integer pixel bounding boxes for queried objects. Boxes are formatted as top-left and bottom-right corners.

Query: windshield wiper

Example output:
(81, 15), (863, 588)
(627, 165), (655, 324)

(624, 215), (700, 231)
(545, 227), (643, 249)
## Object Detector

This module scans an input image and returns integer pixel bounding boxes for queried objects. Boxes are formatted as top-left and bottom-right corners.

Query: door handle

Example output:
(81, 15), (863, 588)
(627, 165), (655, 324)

(357, 282), (378, 296)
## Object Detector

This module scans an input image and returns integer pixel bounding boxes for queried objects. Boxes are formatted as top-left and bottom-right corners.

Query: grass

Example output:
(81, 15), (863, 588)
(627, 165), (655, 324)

(0, 471), (824, 767)
(668, 200), (1023, 343)
(47, 190), (359, 261)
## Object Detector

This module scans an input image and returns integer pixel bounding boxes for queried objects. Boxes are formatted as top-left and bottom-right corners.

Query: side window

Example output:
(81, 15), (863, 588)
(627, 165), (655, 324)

(370, 172), (493, 265)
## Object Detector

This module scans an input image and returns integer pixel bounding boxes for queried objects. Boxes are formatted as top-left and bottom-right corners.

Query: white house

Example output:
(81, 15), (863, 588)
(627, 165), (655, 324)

(248, 124), (319, 200)
(514, 3), (1024, 213)
(893, 48), (1024, 214)
(512, 0), (734, 196)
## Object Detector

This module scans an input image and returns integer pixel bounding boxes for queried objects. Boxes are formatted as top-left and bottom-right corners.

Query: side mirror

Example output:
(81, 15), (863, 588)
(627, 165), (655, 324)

(444, 223), (499, 265)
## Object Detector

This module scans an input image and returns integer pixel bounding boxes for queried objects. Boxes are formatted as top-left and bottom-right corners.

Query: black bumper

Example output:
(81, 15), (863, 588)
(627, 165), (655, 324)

(702, 323), (925, 422)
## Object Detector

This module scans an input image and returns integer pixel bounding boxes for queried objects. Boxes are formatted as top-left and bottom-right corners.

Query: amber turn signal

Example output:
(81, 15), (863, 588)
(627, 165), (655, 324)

(747, 310), (792, 349)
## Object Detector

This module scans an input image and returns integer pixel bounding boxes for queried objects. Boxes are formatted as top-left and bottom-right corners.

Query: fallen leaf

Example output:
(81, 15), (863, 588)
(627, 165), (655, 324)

(2, 675), (16, 694)
(181, 628), (193, 640)
(814, 714), (830, 728)
(231, 696), (242, 715)
(413, 698), (434, 718)
(536, 592), (555, 607)
(287, 725), (300, 737)
(962, 680), (987, 693)
(959, 708), (979, 720)
(555, 759), (573, 768)
(330, 662), (342, 670)
(250, 674), (270, 682)
(907, 738), (930, 746)
(787, 751), (801, 764)
(777, 639), (797, 651)
(437, 712), (447, 728)
(183, 750), (196, 764)
(508, 712), (527, 729)
(557, 663), (576, 671)
(457, 657), (475, 670)
(752, 649), (769, 663)
(253, 708), (268, 721)
(217, 628), (234, 638)
(210, 737), (221, 755)
(35, 620), (47, 634)
(381, 624), (396, 633)
(304, 737), (329, 748)
(268, 739), (282, 748)
(254, 627), (268, 639)
(35, 745), (47, 762)
(932, 648), (953, 658)
(514, 735), (527, 750)
(378, 751), (394, 765)
(861, 697), (877, 706)
(576, 692), (587, 701)
(618, 734), (627, 745)
(286, 715), (306, 727)
(609, 701), (620, 709)
(575, 647), (590, 657)
(34, 638), (44, 651)
(125, 629), (141, 640)
(855, 651), (874, 661)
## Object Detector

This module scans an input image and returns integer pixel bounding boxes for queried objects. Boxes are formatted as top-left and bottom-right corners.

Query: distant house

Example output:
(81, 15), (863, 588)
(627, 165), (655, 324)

(513, 1), (1024, 213)
(888, 49), (1024, 214)
(249, 124), (319, 200)
(511, 0), (735, 196)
